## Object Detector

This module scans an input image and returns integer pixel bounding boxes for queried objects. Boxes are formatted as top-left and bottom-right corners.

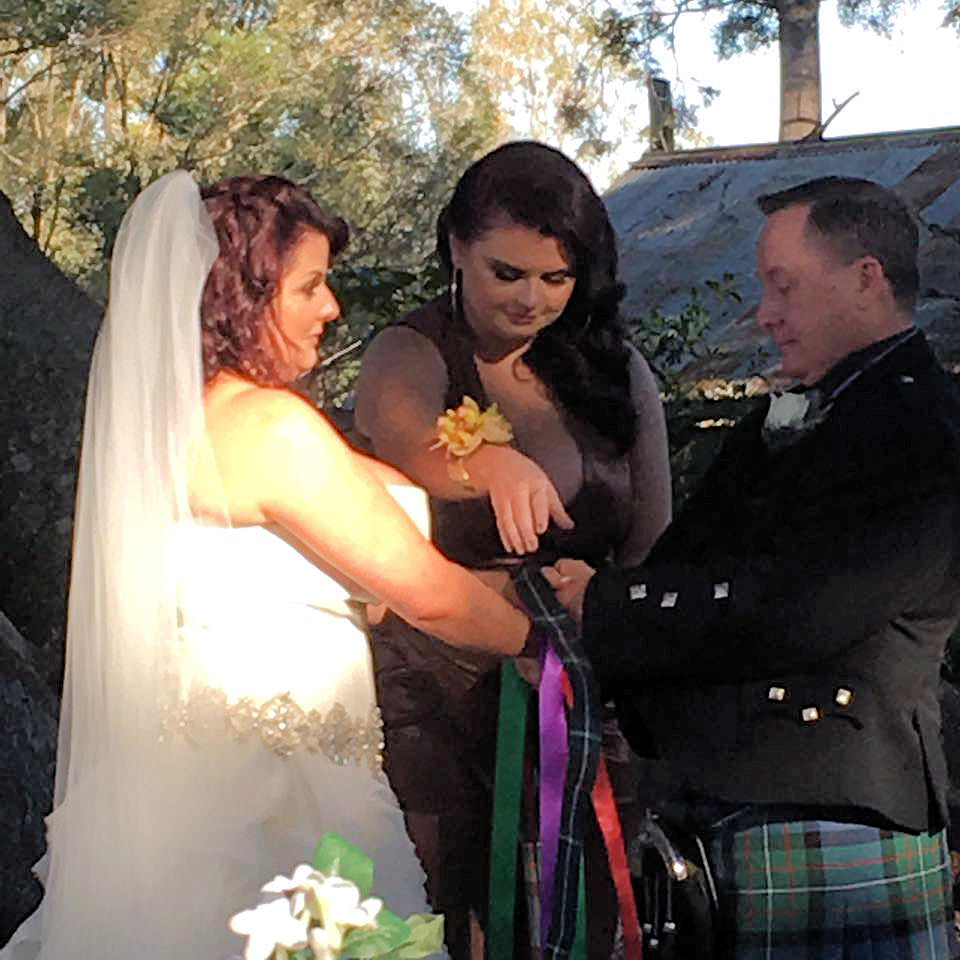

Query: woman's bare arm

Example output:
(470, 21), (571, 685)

(209, 386), (529, 653)
(354, 326), (571, 554)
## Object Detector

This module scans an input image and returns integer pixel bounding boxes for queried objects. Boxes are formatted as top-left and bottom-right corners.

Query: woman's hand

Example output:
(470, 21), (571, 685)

(469, 445), (574, 555)
(542, 557), (595, 623)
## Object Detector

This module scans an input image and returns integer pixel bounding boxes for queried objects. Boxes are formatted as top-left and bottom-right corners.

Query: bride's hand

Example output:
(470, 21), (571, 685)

(542, 558), (595, 623)
(469, 446), (574, 555)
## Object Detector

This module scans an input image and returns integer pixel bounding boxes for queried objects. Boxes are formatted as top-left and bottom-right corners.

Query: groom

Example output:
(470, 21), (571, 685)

(552, 176), (960, 957)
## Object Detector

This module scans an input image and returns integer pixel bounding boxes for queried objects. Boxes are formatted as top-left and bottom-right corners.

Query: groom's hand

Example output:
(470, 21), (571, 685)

(542, 558), (595, 623)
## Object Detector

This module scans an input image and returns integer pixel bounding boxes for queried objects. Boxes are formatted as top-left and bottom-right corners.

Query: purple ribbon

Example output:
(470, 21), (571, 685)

(538, 643), (569, 944)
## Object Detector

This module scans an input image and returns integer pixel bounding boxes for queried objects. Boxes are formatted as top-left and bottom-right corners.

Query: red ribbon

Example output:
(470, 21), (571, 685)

(592, 753), (643, 960)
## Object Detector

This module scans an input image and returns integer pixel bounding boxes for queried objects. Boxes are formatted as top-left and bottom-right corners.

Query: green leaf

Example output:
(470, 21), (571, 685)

(396, 914), (445, 958)
(340, 911), (411, 958)
(312, 833), (375, 896)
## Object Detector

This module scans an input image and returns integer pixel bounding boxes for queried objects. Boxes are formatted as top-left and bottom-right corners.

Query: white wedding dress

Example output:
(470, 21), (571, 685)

(3, 172), (438, 960)
(5, 511), (435, 959)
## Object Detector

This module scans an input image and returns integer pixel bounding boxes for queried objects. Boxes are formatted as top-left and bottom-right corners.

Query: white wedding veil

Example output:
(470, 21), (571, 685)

(17, 171), (221, 956)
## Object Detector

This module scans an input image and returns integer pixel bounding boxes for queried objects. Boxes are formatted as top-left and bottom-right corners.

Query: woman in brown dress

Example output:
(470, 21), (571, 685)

(354, 141), (672, 959)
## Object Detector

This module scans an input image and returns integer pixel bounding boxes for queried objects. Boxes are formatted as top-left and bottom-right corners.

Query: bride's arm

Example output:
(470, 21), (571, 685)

(227, 389), (530, 655)
(353, 450), (414, 488)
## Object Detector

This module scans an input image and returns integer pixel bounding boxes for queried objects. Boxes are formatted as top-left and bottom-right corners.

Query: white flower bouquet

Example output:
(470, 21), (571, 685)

(229, 833), (444, 960)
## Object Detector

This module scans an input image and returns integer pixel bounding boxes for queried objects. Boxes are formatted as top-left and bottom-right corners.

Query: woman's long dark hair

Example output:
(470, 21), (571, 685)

(437, 141), (636, 454)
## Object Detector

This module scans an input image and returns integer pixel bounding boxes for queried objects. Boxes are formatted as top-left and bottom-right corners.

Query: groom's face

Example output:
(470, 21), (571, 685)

(755, 203), (864, 386)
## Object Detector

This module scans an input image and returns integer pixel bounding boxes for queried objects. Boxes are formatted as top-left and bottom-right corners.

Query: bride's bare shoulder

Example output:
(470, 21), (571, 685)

(195, 376), (348, 520)
(205, 376), (334, 446)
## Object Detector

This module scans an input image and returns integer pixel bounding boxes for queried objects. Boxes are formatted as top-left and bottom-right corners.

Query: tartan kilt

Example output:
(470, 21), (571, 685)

(709, 819), (954, 959)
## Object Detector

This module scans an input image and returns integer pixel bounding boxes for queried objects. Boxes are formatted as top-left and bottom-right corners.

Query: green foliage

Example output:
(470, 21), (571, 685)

(0, 0), (502, 302)
(467, 0), (658, 175)
(626, 272), (742, 395)
(70, 167), (142, 297)
(309, 259), (445, 410)
(836, 0), (905, 35)
(0, 0), (130, 49)
(609, 0), (914, 66)
(341, 910), (410, 958)
(713, 5), (780, 58)
(312, 832), (375, 897)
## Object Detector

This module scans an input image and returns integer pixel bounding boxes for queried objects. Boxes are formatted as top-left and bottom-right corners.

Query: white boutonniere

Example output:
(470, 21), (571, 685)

(761, 390), (826, 451)
(763, 392), (810, 431)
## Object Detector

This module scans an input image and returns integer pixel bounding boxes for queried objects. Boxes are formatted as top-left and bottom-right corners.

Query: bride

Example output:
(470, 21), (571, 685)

(2, 172), (530, 959)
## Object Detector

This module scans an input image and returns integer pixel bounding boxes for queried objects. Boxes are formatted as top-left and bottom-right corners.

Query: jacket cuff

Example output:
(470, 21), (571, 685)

(582, 568), (630, 701)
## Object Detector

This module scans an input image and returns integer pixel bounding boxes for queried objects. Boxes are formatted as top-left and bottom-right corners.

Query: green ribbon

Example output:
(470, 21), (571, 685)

(488, 660), (588, 959)
(488, 660), (528, 958)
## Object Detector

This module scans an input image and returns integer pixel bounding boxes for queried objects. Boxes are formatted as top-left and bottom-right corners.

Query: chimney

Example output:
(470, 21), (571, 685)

(648, 77), (675, 153)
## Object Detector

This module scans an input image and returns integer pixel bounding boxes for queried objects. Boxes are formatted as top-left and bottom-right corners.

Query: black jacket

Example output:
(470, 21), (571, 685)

(584, 330), (960, 833)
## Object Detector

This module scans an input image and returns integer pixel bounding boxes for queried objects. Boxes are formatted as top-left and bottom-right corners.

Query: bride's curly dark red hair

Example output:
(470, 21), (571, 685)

(199, 176), (349, 384)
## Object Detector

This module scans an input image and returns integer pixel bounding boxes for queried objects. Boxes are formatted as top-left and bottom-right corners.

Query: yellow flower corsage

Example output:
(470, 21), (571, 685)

(430, 395), (513, 487)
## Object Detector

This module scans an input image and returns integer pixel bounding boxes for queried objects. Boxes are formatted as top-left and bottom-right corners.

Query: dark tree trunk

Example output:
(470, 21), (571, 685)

(777, 0), (821, 140)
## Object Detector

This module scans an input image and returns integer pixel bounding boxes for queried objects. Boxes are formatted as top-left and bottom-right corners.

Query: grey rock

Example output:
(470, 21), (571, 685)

(0, 609), (57, 944)
(0, 191), (101, 686)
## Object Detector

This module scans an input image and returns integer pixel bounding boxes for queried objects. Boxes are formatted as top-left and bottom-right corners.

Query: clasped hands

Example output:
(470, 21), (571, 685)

(469, 558), (593, 687)
(366, 558), (593, 689)
(469, 557), (593, 621)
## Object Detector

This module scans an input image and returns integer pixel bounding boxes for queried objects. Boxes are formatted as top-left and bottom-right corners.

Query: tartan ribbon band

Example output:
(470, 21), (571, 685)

(513, 564), (603, 960)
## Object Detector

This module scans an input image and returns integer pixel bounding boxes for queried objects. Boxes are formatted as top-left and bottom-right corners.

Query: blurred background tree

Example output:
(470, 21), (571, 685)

(0, 0), (504, 298)
(596, 0), (915, 141)
(0, 0), (688, 407)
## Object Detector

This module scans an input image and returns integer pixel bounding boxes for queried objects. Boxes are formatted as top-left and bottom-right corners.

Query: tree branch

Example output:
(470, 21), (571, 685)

(2, 55), (69, 106)
(801, 89), (859, 140)
(42, 176), (64, 254)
